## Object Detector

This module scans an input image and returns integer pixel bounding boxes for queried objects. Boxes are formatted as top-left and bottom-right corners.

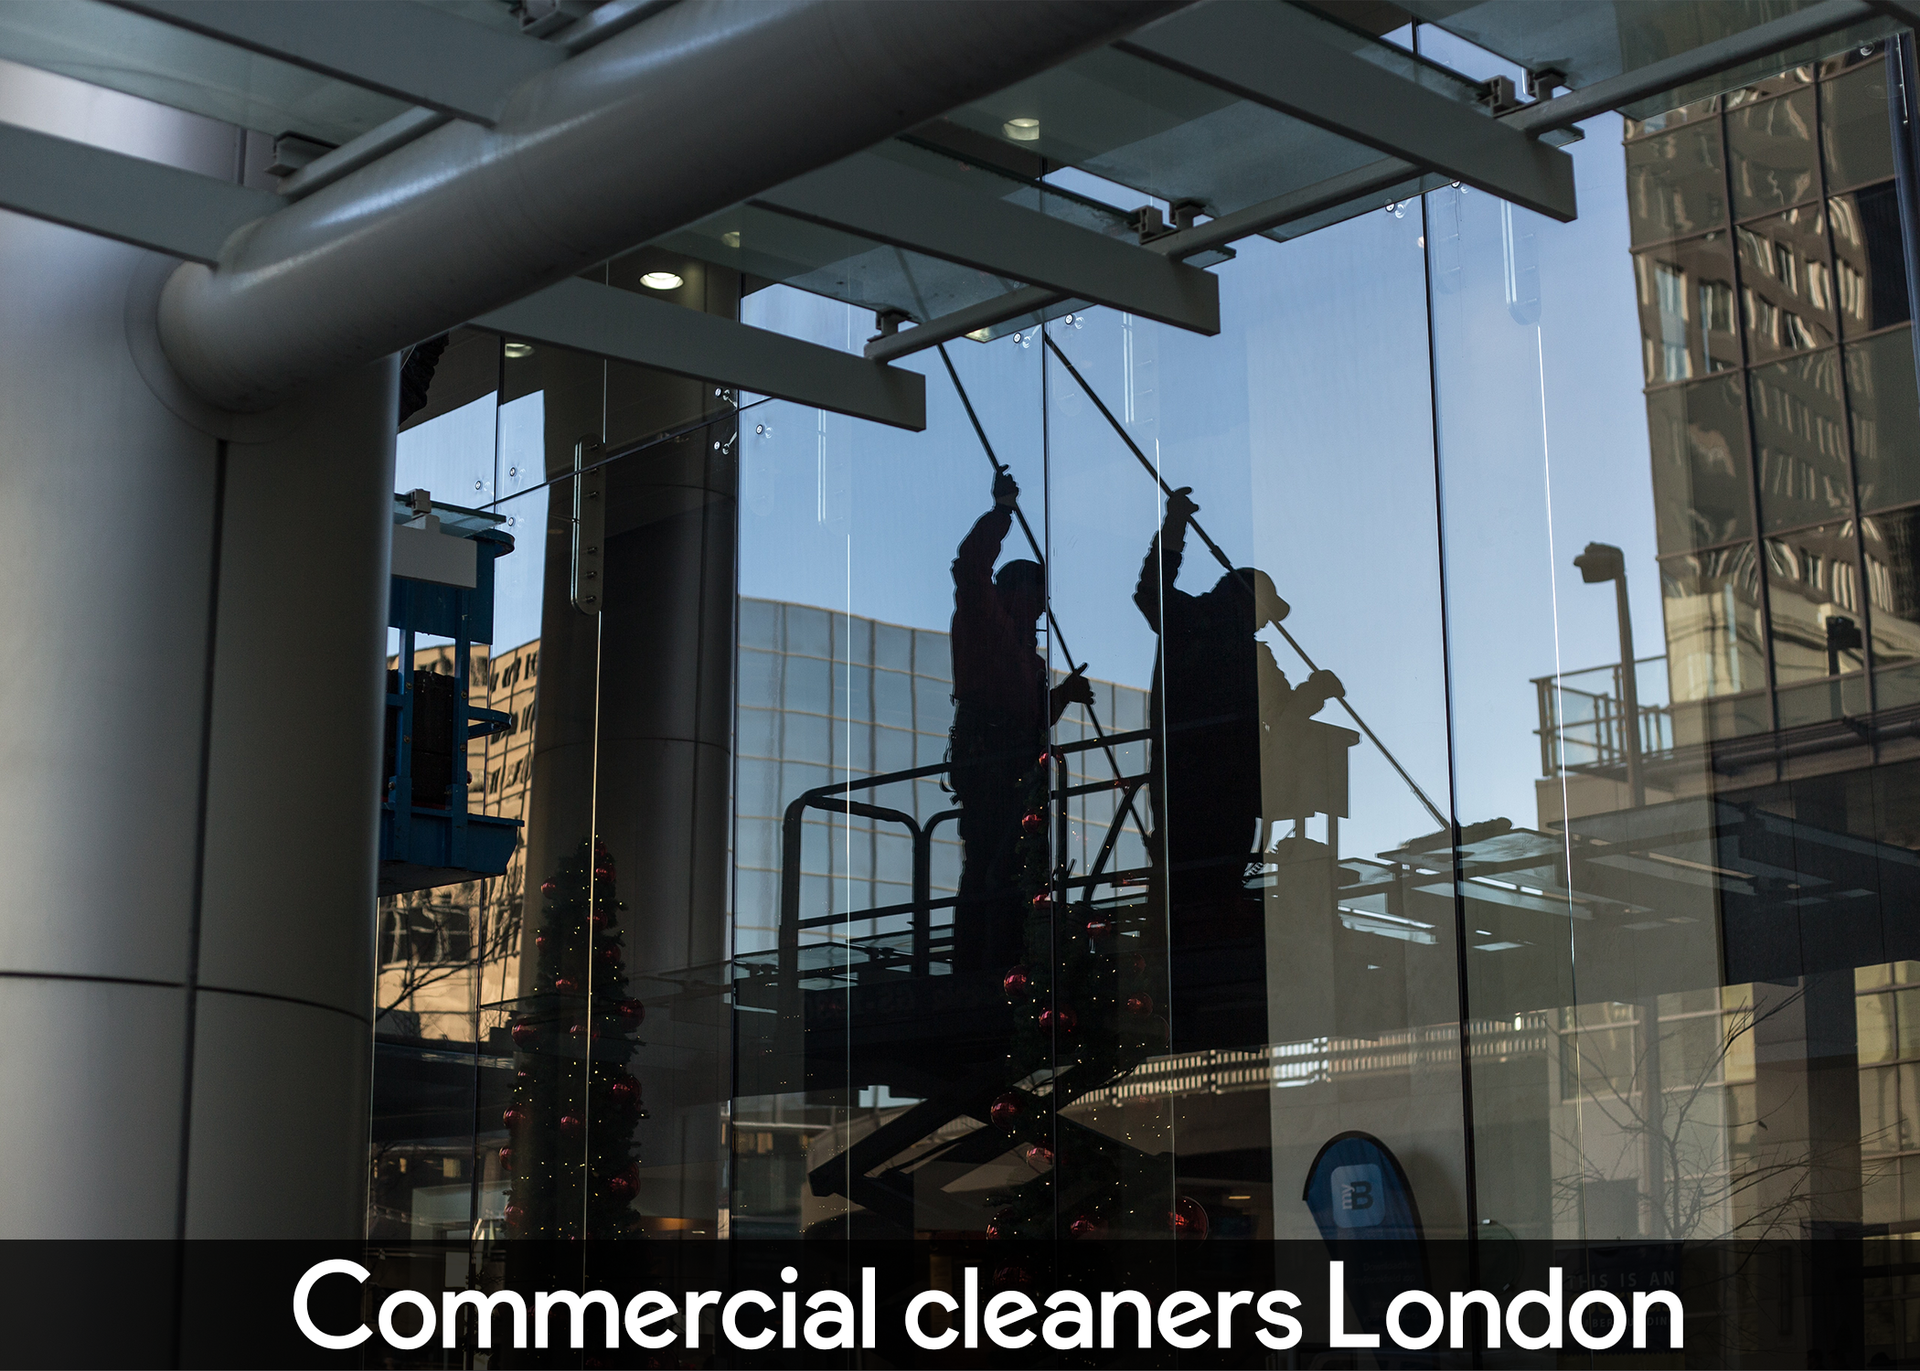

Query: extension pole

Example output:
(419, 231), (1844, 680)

(1041, 332), (1449, 833)
(936, 344), (1153, 849)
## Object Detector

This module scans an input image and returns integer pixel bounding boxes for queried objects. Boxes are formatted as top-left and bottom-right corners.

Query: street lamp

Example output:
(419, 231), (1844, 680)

(1573, 541), (1644, 808)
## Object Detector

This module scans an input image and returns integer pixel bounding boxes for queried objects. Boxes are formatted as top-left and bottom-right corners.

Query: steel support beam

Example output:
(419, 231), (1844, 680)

(473, 277), (927, 430)
(758, 153), (1219, 335)
(0, 121), (276, 264)
(108, 0), (565, 125)
(864, 156), (1423, 362)
(1119, 0), (1576, 220)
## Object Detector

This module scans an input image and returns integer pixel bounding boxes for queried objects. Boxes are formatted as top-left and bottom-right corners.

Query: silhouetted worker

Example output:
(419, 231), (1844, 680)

(950, 470), (1092, 973)
(1135, 487), (1340, 911)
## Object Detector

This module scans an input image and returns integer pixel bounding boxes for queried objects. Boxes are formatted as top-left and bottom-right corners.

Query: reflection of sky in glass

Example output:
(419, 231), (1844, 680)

(736, 108), (1664, 861)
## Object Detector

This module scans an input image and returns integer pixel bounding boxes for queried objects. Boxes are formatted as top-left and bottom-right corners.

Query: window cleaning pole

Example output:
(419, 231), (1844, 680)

(935, 343), (1154, 849)
(1041, 331), (1450, 834)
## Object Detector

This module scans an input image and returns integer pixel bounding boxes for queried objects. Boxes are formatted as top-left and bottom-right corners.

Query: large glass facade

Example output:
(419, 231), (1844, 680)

(360, 24), (1920, 1364)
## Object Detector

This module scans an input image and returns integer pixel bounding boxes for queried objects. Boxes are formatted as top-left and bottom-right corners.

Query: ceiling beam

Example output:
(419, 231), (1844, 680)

(107, 0), (564, 125)
(0, 121), (277, 263)
(1118, 0), (1577, 221)
(756, 153), (1220, 336)
(474, 278), (927, 430)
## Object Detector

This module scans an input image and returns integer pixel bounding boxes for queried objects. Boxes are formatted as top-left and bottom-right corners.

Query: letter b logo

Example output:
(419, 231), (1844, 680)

(1330, 1164), (1385, 1228)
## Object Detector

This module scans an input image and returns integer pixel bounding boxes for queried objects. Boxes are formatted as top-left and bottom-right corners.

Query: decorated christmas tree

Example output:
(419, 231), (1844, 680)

(501, 837), (648, 1238)
(984, 751), (1184, 1239)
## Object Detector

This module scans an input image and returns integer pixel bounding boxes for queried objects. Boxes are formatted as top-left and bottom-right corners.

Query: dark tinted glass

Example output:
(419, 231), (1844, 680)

(1823, 63), (1897, 191)
(1728, 88), (1820, 219)
(1849, 326), (1920, 513)
(1648, 373), (1752, 553)
(1626, 119), (1727, 244)
(1830, 183), (1912, 336)
(1752, 348), (1852, 532)
(1736, 203), (1836, 362)
(1635, 231), (1740, 382)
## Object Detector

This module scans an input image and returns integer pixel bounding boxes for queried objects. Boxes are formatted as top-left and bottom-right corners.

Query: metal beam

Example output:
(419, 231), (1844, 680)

(108, 0), (564, 125)
(474, 277), (927, 431)
(1118, 0), (1577, 221)
(864, 156), (1424, 362)
(758, 154), (1220, 335)
(0, 121), (277, 264)
(1510, 0), (1885, 134)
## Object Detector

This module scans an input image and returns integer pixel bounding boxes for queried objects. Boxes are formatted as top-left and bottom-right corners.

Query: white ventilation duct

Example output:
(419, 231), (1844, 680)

(158, 0), (1180, 411)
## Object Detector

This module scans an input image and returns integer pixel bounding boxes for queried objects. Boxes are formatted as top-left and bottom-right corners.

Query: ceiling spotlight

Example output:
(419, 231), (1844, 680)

(1003, 117), (1041, 142)
(965, 328), (993, 342)
(641, 271), (684, 290)
(502, 341), (533, 359)
(721, 230), (741, 249)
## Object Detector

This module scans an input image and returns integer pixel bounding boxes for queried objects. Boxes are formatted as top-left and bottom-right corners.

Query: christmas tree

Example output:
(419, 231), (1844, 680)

(501, 837), (647, 1238)
(984, 751), (1179, 1239)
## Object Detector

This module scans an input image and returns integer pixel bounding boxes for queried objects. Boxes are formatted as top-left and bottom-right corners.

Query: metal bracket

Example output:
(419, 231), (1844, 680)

(571, 438), (605, 615)
(1477, 75), (1525, 116)
(871, 307), (913, 340)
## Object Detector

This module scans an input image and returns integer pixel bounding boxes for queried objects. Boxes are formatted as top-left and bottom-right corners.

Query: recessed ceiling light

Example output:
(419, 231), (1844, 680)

(721, 231), (741, 249)
(965, 328), (993, 342)
(502, 341), (533, 359)
(641, 271), (684, 290)
(1004, 117), (1041, 141)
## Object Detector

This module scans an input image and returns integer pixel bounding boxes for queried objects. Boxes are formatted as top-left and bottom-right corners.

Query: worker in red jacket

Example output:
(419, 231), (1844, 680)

(948, 470), (1092, 973)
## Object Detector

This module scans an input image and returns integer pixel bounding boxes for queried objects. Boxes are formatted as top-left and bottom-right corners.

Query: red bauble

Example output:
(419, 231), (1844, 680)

(597, 945), (622, 966)
(616, 998), (646, 1025)
(1038, 1005), (1077, 1035)
(540, 880), (558, 896)
(534, 933), (547, 950)
(502, 1106), (522, 1128)
(560, 1113), (584, 1138)
(993, 1264), (1031, 1287)
(498, 1146), (512, 1171)
(607, 1166), (638, 1199)
(555, 976), (578, 995)
(568, 1021), (595, 1038)
(1030, 891), (1051, 908)
(1084, 918), (1114, 939)
(985, 1209), (1014, 1240)
(510, 1022), (538, 1047)
(989, 1093), (1022, 1128)
(606, 1078), (639, 1107)
(591, 911), (609, 928)
(1129, 952), (1148, 974)
(1020, 811), (1045, 835)
(1002, 965), (1030, 1000)
(1036, 750), (1050, 766)
(1022, 1143), (1054, 1173)
(503, 1202), (525, 1229)
(593, 865), (613, 882)
(1169, 1195), (1210, 1239)
(1125, 993), (1154, 1016)
(1069, 1214), (1108, 1239)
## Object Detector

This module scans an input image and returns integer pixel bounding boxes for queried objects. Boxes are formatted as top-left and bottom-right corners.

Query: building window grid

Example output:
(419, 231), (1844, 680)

(1632, 58), (1915, 730)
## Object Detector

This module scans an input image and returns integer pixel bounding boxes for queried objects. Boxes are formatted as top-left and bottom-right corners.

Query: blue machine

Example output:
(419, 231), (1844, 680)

(380, 490), (523, 896)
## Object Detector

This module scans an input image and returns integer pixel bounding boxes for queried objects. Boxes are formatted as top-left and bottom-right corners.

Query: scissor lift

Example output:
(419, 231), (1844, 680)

(380, 489), (523, 897)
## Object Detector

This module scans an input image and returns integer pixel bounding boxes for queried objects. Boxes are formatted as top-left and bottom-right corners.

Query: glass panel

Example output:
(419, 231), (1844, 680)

(1849, 326), (1920, 513)
(1824, 61), (1898, 192)
(1626, 119), (1728, 245)
(1830, 183), (1912, 336)
(1863, 505), (1920, 676)
(1753, 348), (1853, 533)
(1635, 232), (1740, 382)
(1661, 545), (1768, 706)
(1736, 204), (1837, 362)
(0, 0), (407, 143)
(1646, 373), (1752, 553)
(1728, 87), (1820, 220)
(1767, 520), (1867, 690)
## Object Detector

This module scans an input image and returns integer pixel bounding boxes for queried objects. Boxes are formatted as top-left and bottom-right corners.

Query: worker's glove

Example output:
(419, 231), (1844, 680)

(993, 470), (1020, 507)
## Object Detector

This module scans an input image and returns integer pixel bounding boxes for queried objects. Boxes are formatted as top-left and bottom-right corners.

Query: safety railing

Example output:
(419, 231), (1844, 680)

(1532, 657), (1672, 778)
(776, 728), (1152, 980)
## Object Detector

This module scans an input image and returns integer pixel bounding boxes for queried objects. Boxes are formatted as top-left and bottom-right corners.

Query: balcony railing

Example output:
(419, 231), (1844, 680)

(1532, 656), (1672, 778)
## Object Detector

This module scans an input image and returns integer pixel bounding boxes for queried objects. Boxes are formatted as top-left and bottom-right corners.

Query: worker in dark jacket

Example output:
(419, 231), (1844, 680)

(1135, 486), (1340, 911)
(949, 470), (1092, 973)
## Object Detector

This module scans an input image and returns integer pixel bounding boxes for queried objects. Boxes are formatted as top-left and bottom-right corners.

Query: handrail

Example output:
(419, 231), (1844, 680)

(777, 727), (1153, 979)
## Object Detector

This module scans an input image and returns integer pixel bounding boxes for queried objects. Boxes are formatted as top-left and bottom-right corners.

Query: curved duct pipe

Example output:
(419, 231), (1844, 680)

(158, 0), (1179, 412)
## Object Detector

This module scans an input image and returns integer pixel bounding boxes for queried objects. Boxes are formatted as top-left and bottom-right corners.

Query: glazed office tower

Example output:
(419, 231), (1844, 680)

(9, 0), (1920, 1360)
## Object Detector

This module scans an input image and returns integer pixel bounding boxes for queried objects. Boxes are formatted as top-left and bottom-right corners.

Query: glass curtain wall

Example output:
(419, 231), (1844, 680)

(360, 21), (1920, 1363)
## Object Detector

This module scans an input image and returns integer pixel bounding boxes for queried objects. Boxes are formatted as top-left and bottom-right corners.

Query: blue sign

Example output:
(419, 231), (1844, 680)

(1302, 1131), (1424, 1243)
